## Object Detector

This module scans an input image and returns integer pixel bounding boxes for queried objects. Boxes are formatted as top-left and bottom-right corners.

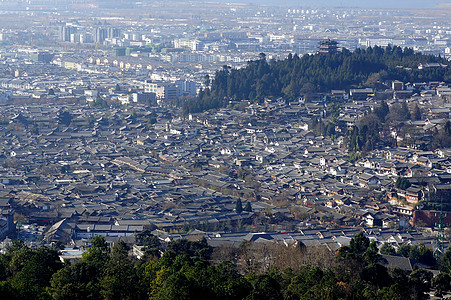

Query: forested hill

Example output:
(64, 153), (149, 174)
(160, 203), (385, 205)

(182, 46), (450, 114)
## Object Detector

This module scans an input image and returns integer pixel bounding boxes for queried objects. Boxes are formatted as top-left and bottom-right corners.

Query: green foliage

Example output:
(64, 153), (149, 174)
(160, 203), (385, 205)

(100, 242), (138, 300)
(244, 201), (252, 212)
(89, 97), (109, 109)
(284, 266), (338, 300)
(440, 246), (451, 273)
(5, 245), (63, 299)
(408, 268), (433, 299)
(395, 177), (411, 190)
(167, 237), (212, 261)
(181, 46), (451, 114)
(311, 118), (336, 138)
(0, 232), (449, 300)
(349, 231), (370, 256)
(432, 272), (451, 297)
(380, 243), (396, 255)
(235, 199), (243, 214)
(247, 274), (282, 300)
(411, 103), (422, 121)
(237, 167), (251, 180)
(58, 111), (73, 126)
(346, 113), (381, 152)
(374, 100), (389, 122)
(347, 151), (361, 163)
(50, 262), (101, 300)
(60, 164), (70, 174)
(396, 243), (436, 266)
(0, 281), (17, 300)
(82, 236), (110, 268)
(135, 230), (161, 258)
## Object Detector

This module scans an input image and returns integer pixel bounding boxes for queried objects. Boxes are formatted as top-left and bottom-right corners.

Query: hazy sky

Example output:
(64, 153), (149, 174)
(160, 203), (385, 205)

(212, 0), (450, 9)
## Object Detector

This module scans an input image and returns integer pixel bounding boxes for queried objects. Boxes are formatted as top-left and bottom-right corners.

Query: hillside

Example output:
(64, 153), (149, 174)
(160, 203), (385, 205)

(181, 46), (450, 114)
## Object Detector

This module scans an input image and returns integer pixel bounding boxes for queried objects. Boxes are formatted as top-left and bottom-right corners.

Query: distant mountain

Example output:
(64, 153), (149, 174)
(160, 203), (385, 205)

(209, 0), (447, 9)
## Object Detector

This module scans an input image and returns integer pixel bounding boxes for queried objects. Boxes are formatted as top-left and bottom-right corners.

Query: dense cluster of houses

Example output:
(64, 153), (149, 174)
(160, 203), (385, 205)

(0, 84), (449, 250)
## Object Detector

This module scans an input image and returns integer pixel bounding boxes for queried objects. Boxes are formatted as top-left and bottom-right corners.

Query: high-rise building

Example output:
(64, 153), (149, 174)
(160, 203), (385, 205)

(60, 25), (77, 42)
(80, 34), (94, 44)
(175, 80), (198, 96)
(95, 28), (108, 44)
(108, 28), (121, 38)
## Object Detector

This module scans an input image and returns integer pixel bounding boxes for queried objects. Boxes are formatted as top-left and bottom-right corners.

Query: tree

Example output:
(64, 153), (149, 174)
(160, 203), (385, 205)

(361, 263), (391, 289)
(247, 274), (282, 300)
(0, 281), (16, 300)
(439, 246), (451, 273)
(179, 46), (451, 114)
(60, 164), (70, 174)
(135, 230), (161, 258)
(244, 202), (252, 212)
(282, 80), (300, 100)
(90, 97), (109, 108)
(151, 271), (193, 300)
(432, 272), (451, 297)
(445, 121), (451, 136)
(58, 111), (73, 126)
(374, 100), (389, 122)
(204, 74), (211, 87)
(380, 243), (396, 255)
(51, 236), (110, 300)
(50, 261), (102, 300)
(364, 241), (381, 266)
(82, 236), (110, 270)
(10, 246), (63, 299)
(412, 103), (422, 120)
(386, 102), (410, 122)
(408, 269), (433, 299)
(395, 177), (411, 190)
(337, 231), (374, 282)
(416, 243), (435, 266)
(432, 122), (451, 148)
(349, 232), (370, 257)
(208, 261), (251, 299)
(396, 243), (411, 258)
(167, 237), (212, 261)
(235, 199), (243, 214)
(299, 82), (316, 101)
(237, 167), (250, 180)
(100, 241), (138, 300)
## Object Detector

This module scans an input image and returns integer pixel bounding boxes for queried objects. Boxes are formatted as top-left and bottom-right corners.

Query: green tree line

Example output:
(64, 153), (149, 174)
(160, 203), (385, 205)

(0, 232), (451, 299)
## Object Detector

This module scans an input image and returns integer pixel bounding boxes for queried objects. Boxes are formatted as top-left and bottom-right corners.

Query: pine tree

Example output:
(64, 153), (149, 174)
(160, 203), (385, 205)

(412, 103), (422, 120)
(235, 199), (243, 214)
(244, 202), (252, 212)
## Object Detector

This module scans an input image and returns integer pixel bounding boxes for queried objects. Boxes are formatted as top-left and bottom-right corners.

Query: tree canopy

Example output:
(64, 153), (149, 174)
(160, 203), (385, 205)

(0, 233), (449, 299)
(180, 46), (451, 114)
